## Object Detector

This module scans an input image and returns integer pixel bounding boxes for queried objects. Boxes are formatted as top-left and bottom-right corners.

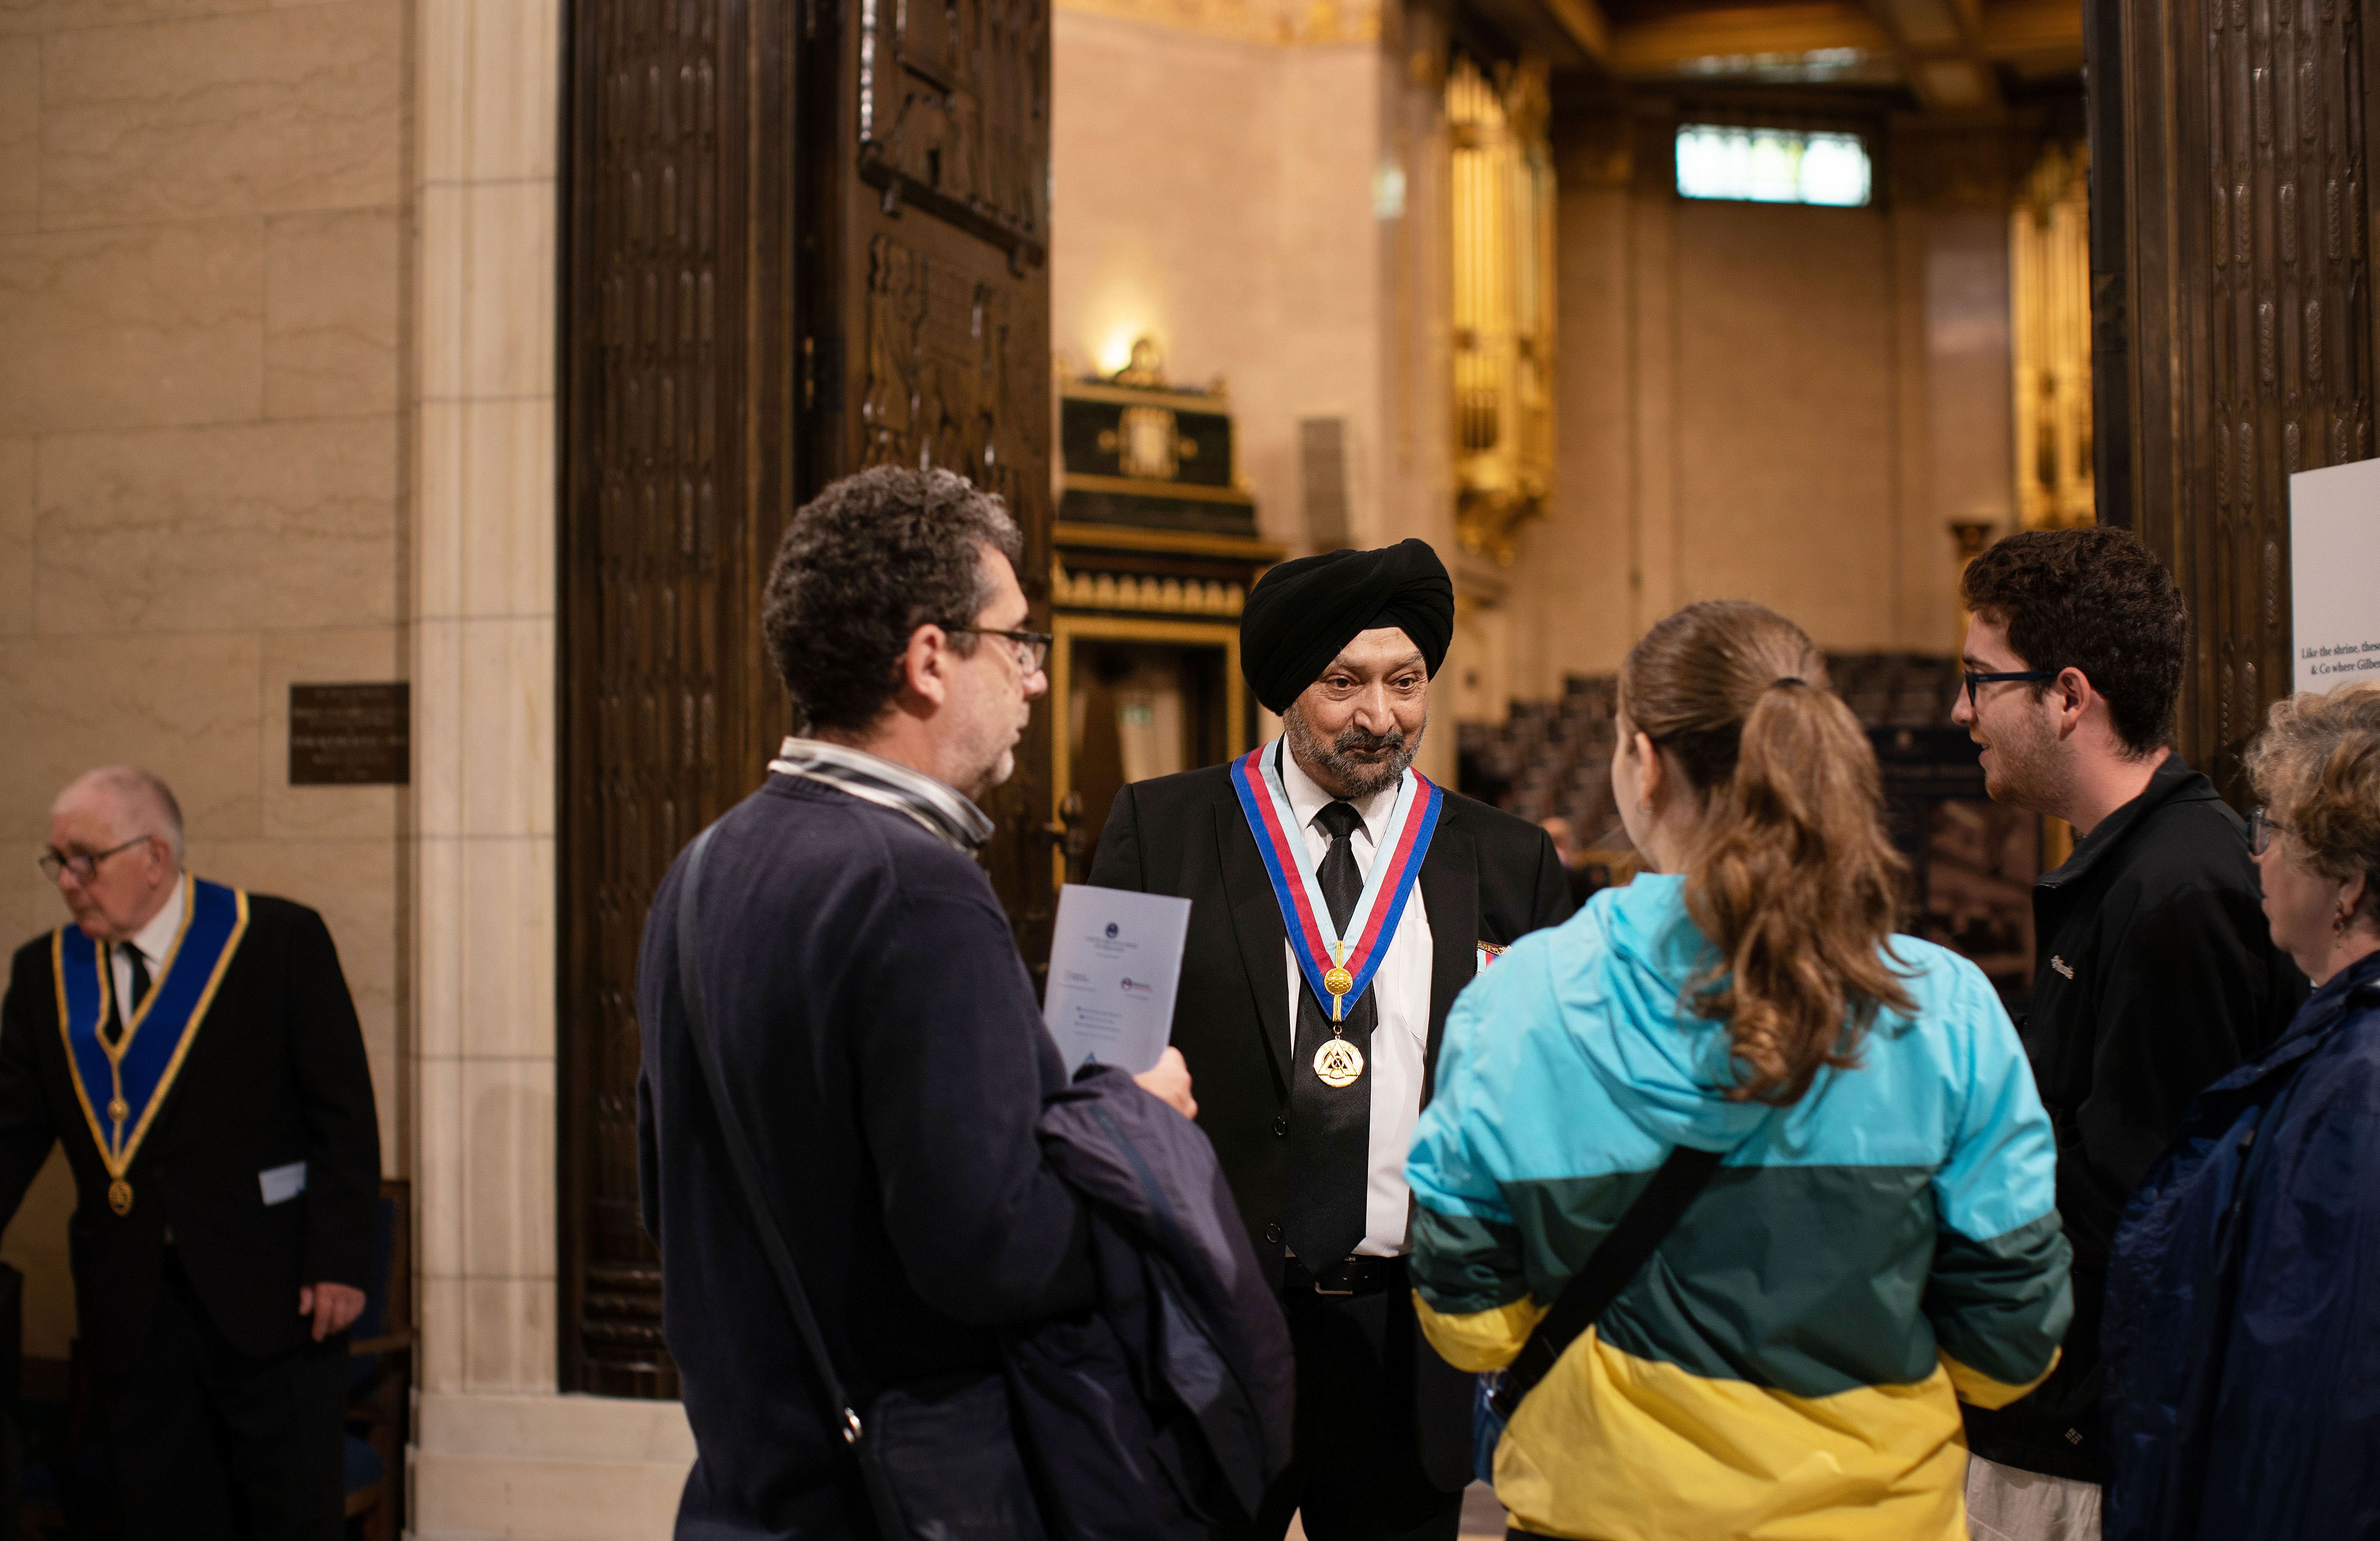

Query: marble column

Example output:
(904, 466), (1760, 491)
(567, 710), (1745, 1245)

(407, 1), (694, 1534)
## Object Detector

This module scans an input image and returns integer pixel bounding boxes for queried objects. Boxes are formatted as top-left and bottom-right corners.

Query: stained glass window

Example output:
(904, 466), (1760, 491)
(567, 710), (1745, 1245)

(1674, 124), (1872, 208)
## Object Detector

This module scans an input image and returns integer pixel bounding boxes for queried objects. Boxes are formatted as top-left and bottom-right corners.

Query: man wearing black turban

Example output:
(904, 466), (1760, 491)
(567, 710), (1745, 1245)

(1238, 538), (1457, 719)
(1090, 539), (1572, 1541)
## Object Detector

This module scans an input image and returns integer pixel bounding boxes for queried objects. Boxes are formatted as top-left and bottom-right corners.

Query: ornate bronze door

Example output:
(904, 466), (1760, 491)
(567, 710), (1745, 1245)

(799, 0), (1058, 953)
(2088, 0), (2376, 799)
(558, 0), (1053, 1396)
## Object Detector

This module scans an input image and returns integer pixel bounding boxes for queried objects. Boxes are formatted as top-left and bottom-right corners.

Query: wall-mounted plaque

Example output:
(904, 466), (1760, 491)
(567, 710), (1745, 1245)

(290, 683), (411, 785)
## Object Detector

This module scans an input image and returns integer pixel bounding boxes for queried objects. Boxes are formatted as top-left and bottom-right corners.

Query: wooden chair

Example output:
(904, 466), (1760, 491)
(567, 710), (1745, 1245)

(342, 1178), (413, 1541)
(13, 1184), (413, 1541)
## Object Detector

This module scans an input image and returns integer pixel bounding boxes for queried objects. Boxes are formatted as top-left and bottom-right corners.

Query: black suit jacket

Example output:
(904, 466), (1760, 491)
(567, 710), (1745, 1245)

(0, 892), (381, 1369)
(1088, 760), (1571, 1488)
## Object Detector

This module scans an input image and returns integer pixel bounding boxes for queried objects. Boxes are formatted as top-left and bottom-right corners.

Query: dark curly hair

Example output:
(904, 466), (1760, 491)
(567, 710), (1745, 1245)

(762, 466), (1024, 733)
(1959, 526), (2187, 757)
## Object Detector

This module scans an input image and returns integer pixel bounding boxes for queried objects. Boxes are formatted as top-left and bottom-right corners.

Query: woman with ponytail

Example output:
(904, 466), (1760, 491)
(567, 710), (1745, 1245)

(1407, 601), (2074, 1541)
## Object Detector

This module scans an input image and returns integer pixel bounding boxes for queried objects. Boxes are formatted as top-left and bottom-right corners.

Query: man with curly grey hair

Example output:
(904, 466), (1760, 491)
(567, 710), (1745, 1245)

(636, 466), (1192, 1538)
(760, 463), (1040, 799)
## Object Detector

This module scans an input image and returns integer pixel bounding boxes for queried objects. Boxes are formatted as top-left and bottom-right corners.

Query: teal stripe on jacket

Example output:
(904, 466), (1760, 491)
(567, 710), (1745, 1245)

(1406, 874), (2071, 1401)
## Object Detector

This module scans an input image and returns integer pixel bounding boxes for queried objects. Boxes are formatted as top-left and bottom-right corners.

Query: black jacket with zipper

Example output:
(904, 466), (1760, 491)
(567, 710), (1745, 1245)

(1963, 752), (2305, 1482)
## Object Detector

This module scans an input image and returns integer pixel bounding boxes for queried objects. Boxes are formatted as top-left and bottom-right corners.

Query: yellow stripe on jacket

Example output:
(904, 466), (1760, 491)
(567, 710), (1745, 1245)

(1418, 1294), (2058, 1541)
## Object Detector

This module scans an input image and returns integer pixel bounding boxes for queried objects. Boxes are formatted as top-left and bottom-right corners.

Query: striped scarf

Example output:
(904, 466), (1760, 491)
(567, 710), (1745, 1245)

(766, 737), (994, 854)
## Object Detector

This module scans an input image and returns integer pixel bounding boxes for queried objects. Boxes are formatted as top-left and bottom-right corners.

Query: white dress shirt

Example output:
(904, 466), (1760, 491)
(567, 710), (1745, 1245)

(1278, 746), (1433, 1258)
(110, 876), (186, 1025)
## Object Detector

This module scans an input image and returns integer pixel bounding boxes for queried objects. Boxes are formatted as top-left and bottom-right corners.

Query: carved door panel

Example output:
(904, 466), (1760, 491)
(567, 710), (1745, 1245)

(559, 0), (800, 1397)
(2091, 0), (2376, 797)
(558, 0), (1050, 1397)
(800, 0), (1058, 960)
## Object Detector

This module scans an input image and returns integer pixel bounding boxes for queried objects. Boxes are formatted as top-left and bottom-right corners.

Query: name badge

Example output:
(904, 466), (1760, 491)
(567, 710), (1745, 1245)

(259, 1160), (307, 1206)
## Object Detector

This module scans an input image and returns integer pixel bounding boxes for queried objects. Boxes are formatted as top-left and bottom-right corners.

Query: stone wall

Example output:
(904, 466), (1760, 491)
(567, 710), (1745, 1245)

(0, 0), (407, 1361)
(1051, 10), (1388, 553)
(1494, 114), (2017, 700)
(1048, 0), (1463, 780)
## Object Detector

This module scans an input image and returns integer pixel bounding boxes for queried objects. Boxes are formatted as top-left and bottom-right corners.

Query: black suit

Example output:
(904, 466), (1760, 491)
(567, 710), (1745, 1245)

(1091, 761), (1570, 1536)
(0, 890), (381, 1541)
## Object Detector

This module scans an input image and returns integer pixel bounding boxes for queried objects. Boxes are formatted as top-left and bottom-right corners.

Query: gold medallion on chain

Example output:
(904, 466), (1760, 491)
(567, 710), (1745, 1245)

(1312, 1036), (1365, 1088)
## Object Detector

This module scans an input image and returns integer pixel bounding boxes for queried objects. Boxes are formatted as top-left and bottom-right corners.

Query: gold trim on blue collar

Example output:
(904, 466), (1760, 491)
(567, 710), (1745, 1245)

(52, 876), (248, 1205)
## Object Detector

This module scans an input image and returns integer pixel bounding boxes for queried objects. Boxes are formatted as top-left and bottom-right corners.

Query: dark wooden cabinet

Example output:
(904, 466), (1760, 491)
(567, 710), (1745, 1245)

(1043, 362), (1278, 881)
(1047, 522), (1282, 880)
(558, 0), (1054, 1397)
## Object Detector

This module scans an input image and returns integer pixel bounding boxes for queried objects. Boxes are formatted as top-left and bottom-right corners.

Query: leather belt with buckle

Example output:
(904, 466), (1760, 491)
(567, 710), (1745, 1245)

(1284, 1254), (1403, 1298)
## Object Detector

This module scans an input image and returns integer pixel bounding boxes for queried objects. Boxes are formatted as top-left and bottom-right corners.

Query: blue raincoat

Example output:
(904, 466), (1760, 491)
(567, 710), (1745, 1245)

(2103, 948), (2380, 1539)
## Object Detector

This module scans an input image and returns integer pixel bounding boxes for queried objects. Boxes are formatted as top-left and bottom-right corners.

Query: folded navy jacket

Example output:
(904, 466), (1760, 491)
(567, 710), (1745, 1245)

(1016, 1063), (1296, 1541)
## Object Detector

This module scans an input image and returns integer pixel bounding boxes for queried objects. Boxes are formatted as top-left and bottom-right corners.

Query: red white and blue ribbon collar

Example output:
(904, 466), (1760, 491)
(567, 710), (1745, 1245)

(1230, 738), (1444, 1020)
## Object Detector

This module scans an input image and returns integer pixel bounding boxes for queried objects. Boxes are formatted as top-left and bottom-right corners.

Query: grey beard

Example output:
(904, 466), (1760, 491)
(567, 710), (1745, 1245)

(1284, 706), (1422, 800)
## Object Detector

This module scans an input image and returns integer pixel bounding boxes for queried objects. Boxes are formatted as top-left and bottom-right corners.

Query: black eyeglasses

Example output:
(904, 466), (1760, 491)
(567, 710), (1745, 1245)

(944, 626), (1051, 673)
(2247, 807), (2292, 857)
(1962, 668), (2059, 709)
(36, 835), (152, 885)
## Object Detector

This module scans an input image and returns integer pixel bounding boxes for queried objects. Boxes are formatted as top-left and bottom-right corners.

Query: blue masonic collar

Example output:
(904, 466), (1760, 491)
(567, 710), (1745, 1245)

(52, 876), (248, 1215)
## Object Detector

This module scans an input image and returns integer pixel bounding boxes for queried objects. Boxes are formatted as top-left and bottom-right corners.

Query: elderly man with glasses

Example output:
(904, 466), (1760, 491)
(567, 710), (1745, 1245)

(1947, 528), (2304, 1541)
(0, 766), (381, 1540)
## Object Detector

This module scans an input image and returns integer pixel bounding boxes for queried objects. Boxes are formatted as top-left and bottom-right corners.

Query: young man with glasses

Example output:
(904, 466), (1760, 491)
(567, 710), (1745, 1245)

(1948, 527), (2304, 1541)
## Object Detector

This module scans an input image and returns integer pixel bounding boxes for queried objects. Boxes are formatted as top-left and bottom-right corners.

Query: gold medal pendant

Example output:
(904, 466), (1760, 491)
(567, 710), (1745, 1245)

(107, 1178), (133, 1216)
(1313, 939), (1365, 1086)
(1313, 1035), (1365, 1088)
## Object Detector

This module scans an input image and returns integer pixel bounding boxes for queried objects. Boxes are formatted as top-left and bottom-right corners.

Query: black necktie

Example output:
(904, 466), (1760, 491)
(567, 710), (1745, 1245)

(1284, 800), (1374, 1266)
(104, 943), (152, 1048)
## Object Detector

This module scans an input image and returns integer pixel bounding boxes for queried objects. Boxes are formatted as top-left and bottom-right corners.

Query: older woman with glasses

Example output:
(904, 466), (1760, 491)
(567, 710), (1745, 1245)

(2102, 680), (2380, 1540)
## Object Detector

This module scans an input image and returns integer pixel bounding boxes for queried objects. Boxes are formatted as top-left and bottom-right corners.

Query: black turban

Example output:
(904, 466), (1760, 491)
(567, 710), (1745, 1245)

(1240, 539), (1455, 714)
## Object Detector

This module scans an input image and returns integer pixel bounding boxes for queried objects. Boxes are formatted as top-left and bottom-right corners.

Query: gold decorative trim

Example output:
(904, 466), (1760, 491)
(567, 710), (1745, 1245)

(1054, 521), (1286, 560)
(1449, 55), (1558, 565)
(1054, 0), (1381, 47)
(1063, 472), (1255, 506)
(2011, 141), (2094, 532)
(1063, 381), (1233, 414)
(53, 876), (250, 1182)
(1053, 561), (1248, 616)
(1050, 613), (1248, 888)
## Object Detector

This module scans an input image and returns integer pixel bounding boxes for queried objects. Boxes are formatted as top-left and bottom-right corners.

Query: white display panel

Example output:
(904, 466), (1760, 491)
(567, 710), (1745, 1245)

(2290, 458), (2380, 693)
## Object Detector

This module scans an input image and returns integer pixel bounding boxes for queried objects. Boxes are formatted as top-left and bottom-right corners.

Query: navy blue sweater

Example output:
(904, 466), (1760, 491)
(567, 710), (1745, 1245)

(638, 773), (1093, 1539)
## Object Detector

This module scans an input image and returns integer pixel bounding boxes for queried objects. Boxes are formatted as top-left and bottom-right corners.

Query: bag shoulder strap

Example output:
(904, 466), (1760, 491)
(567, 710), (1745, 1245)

(675, 822), (866, 1447)
(1488, 1142), (1725, 1420)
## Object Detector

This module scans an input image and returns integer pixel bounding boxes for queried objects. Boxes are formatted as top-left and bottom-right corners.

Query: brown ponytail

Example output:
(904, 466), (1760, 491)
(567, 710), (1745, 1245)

(1619, 601), (1916, 1104)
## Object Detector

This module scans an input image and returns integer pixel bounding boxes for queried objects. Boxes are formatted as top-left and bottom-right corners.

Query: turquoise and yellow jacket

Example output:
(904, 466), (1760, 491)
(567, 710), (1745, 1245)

(1407, 875), (2072, 1541)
